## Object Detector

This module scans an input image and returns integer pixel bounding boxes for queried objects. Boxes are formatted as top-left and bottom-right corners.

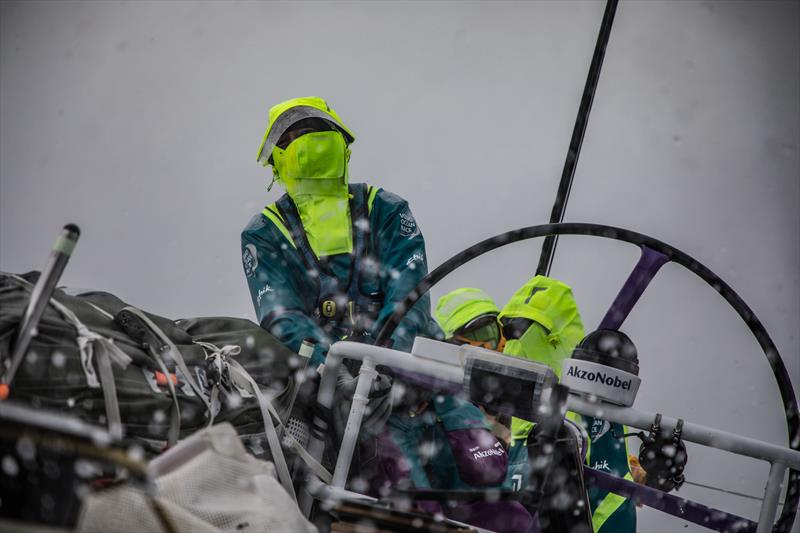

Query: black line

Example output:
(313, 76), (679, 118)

(536, 0), (619, 277)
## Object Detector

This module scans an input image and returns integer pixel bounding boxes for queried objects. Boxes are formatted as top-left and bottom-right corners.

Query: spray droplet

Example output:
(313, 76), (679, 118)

(16, 437), (36, 462)
(2, 455), (19, 476)
(52, 351), (66, 368)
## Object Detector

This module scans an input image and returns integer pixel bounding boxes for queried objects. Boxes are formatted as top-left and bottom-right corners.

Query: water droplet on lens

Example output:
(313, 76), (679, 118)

(52, 351), (66, 368)
(16, 437), (36, 462)
(2, 456), (19, 476)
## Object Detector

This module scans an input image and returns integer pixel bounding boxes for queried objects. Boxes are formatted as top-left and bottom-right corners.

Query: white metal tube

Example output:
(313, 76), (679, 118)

(327, 342), (463, 383)
(316, 341), (800, 532)
(305, 474), (378, 504)
(325, 343), (800, 467)
(567, 396), (800, 469)
(331, 358), (378, 488)
(756, 462), (787, 533)
(317, 342), (461, 492)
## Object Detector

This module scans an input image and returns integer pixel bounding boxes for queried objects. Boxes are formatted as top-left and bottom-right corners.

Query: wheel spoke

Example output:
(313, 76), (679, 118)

(598, 245), (670, 331)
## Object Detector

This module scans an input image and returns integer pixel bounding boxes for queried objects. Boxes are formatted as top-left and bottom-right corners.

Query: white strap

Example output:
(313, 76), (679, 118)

(94, 340), (123, 439)
(83, 300), (114, 320)
(284, 431), (333, 484)
(194, 341), (333, 488)
(227, 359), (297, 501)
(8, 274), (131, 440)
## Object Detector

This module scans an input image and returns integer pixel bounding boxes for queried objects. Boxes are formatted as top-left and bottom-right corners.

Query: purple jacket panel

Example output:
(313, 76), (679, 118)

(445, 427), (509, 486)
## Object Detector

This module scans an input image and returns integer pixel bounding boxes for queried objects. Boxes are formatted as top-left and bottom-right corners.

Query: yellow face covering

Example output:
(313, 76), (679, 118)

(272, 131), (348, 190)
(272, 131), (353, 257)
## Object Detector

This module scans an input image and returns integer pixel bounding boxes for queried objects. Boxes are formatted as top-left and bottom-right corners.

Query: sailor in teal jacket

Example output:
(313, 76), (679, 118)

(242, 97), (437, 364)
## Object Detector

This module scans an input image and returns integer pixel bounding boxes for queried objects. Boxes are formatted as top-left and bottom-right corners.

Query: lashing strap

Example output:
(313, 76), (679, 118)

(226, 357), (296, 500)
(198, 341), (332, 488)
(121, 307), (211, 411)
(7, 274), (131, 440)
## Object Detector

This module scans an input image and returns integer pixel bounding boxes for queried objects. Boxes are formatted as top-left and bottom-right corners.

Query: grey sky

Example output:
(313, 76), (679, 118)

(1, 1), (798, 529)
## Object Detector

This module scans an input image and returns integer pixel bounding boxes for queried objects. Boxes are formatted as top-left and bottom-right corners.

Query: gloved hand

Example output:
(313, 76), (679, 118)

(343, 332), (375, 345)
(332, 365), (393, 440)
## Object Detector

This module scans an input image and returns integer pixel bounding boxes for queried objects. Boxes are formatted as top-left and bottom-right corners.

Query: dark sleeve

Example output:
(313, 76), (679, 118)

(369, 190), (442, 352)
(241, 216), (335, 364)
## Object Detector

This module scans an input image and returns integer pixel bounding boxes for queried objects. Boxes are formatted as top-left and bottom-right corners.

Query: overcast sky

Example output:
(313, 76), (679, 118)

(1, 1), (798, 530)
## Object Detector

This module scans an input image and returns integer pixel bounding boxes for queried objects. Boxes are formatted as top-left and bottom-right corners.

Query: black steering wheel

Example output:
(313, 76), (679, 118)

(374, 222), (798, 533)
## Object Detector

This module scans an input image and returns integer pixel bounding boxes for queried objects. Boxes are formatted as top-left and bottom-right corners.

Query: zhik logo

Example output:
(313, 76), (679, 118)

(566, 366), (632, 390)
(406, 252), (424, 267)
(256, 284), (274, 305)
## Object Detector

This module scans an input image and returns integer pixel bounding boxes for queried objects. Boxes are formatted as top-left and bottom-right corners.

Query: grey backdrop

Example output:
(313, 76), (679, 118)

(1, 1), (798, 531)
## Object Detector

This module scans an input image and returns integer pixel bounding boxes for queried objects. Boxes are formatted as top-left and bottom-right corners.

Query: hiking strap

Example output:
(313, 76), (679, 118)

(6, 274), (132, 440)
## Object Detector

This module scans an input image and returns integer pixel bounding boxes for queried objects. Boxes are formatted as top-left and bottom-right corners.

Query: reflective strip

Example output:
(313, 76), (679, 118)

(258, 102), (355, 165)
(367, 185), (379, 214)
(510, 410), (583, 443)
(262, 204), (296, 247)
(592, 472), (634, 532)
(53, 233), (77, 255)
(510, 417), (533, 441)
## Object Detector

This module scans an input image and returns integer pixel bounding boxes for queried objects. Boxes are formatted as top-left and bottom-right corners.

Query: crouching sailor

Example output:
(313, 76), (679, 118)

(356, 288), (534, 533)
(436, 278), (638, 533)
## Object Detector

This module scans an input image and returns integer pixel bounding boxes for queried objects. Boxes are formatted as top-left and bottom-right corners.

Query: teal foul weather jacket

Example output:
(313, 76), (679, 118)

(241, 183), (438, 364)
(584, 418), (637, 533)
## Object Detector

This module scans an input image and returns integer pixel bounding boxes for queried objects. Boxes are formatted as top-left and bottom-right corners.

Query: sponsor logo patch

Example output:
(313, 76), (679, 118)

(473, 447), (507, 460)
(565, 365), (632, 390)
(593, 459), (610, 472)
(243, 244), (258, 277)
(591, 419), (612, 440)
(399, 210), (419, 238)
